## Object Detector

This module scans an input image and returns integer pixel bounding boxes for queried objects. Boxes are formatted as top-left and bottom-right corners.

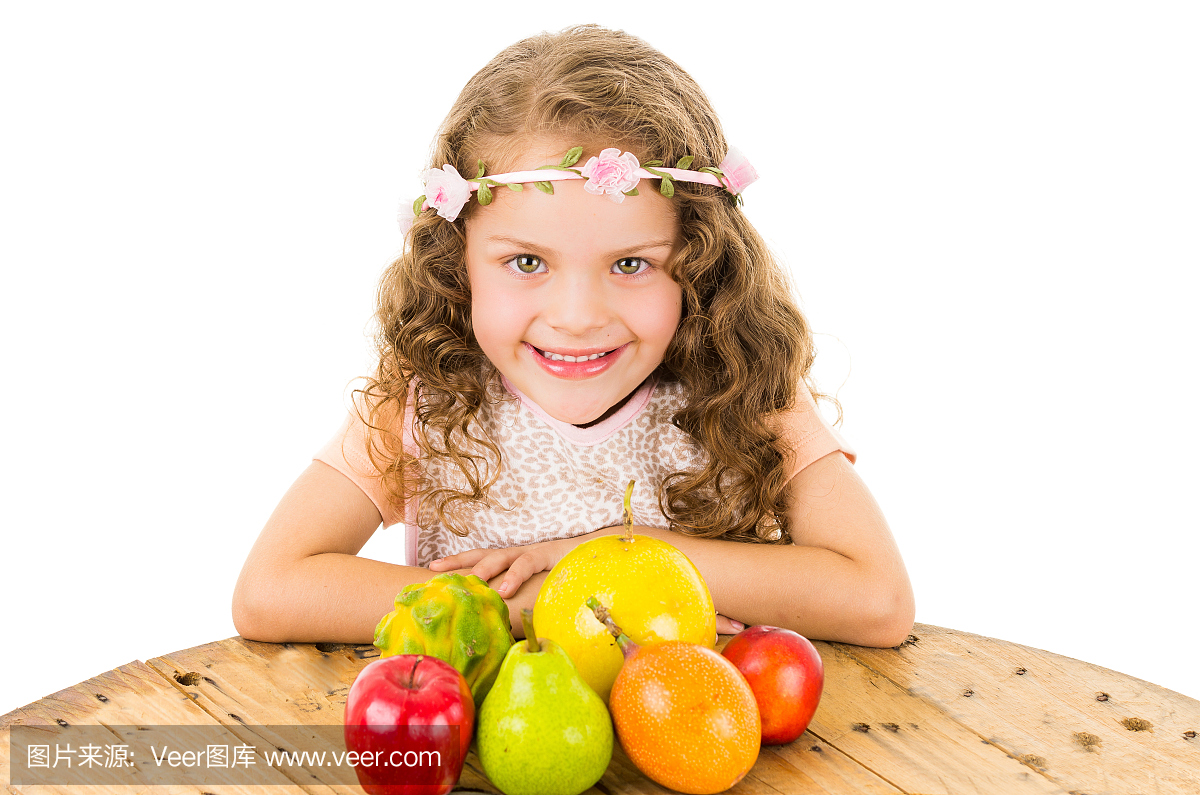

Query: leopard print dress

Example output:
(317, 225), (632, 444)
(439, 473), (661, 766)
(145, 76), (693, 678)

(408, 376), (704, 566)
(315, 374), (850, 567)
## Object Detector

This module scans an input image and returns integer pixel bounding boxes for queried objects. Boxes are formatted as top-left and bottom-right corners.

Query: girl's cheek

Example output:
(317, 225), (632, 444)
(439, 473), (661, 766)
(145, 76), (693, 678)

(641, 282), (684, 339)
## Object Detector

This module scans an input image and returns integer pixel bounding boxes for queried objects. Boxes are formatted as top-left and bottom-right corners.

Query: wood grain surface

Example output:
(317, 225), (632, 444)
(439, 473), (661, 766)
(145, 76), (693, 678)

(3, 624), (1198, 794)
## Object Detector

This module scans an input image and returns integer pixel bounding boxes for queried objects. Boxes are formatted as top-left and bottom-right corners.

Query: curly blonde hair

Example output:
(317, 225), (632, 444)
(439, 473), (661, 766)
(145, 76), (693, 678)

(357, 25), (833, 543)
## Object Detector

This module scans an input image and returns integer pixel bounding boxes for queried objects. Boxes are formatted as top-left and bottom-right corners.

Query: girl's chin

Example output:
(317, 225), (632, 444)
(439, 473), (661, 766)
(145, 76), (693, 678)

(533, 393), (616, 426)
(508, 375), (625, 425)
(522, 378), (647, 427)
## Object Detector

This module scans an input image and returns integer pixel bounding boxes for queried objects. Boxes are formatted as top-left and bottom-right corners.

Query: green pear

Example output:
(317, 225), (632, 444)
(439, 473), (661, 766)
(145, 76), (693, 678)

(477, 609), (613, 795)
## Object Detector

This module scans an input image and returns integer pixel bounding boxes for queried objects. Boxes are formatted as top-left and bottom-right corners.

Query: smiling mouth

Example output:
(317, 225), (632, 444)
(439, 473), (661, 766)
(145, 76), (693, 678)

(532, 346), (617, 363)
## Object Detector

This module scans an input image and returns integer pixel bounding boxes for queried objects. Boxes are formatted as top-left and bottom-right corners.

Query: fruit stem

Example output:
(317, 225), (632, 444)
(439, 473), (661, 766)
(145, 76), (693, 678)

(586, 596), (638, 659)
(521, 609), (540, 653)
(405, 655), (422, 689)
(622, 479), (635, 543)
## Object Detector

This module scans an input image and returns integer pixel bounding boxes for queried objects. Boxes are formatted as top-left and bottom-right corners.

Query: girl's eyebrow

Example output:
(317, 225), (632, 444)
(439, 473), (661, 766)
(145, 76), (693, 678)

(484, 234), (554, 252)
(484, 234), (678, 255)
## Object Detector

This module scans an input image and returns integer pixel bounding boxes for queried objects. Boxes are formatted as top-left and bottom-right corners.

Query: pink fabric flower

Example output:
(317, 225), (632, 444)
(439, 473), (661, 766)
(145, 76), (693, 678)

(579, 148), (642, 203)
(422, 164), (472, 221)
(717, 147), (758, 194)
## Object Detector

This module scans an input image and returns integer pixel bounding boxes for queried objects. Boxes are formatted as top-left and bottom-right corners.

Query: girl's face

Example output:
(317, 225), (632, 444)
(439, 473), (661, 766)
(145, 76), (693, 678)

(466, 145), (683, 426)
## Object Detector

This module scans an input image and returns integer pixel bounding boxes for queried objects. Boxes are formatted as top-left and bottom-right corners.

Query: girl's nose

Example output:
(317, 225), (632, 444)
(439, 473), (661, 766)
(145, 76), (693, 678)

(544, 271), (611, 336)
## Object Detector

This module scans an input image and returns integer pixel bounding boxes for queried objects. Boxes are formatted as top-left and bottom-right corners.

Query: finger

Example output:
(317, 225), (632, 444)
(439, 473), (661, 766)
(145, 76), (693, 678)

(715, 614), (746, 635)
(469, 549), (527, 583)
(428, 549), (489, 571)
(495, 553), (549, 597)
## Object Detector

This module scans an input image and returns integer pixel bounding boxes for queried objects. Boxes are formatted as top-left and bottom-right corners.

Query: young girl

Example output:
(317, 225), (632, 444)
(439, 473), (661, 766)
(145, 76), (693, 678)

(233, 25), (914, 648)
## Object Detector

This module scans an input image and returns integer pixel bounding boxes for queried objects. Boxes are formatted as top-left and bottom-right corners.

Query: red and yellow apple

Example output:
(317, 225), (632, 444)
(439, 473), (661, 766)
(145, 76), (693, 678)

(721, 626), (824, 745)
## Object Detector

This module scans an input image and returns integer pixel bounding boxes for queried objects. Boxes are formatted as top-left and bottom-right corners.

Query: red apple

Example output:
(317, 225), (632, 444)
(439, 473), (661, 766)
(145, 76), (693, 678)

(721, 626), (824, 745)
(343, 655), (474, 795)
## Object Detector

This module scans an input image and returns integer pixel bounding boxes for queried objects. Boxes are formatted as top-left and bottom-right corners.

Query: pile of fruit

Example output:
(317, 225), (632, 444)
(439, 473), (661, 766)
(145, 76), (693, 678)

(343, 482), (824, 795)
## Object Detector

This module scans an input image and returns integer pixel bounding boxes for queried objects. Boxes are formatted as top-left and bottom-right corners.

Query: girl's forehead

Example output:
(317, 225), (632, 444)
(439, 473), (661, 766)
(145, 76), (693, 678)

(467, 175), (680, 252)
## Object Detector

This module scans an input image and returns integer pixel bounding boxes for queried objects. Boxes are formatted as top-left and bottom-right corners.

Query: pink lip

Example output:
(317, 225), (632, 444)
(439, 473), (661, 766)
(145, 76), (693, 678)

(524, 342), (628, 380)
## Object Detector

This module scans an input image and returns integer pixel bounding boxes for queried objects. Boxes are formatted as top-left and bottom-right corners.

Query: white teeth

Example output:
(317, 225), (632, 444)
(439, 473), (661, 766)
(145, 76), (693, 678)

(538, 348), (609, 362)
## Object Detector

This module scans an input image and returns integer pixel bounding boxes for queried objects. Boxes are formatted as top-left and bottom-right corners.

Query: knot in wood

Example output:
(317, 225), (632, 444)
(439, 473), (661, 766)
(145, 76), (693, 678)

(1121, 717), (1153, 732)
(1018, 753), (1048, 770)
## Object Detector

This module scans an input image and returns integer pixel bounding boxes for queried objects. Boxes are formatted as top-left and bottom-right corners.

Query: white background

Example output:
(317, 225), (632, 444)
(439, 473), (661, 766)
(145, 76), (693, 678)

(3, 2), (1197, 717)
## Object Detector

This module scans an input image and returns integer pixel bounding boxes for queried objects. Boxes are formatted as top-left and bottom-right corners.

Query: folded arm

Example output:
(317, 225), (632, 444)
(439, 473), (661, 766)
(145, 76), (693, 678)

(233, 460), (549, 643)
(433, 450), (915, 648)
(233, 460), (415, 643)
(235, 450), (913, 648)
(635, 450), (915, 647)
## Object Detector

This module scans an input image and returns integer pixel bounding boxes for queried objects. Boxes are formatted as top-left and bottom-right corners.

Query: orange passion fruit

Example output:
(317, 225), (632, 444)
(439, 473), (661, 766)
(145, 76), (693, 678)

(589, 597), (760, 794)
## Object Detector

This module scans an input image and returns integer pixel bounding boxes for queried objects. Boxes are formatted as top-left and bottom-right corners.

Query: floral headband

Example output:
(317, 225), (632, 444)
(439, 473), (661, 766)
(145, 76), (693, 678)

(402, 146), (758, 228)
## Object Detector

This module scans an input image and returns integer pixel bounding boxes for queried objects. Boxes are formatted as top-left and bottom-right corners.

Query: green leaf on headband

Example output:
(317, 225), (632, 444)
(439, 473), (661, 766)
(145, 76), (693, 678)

(413, 195), (426, 216)
(699, 166), (725, 178)
(675, 155), (694, 170)
(507, 183), (524, 191)
(475, 161), (486, 179)
(534, 181), (555, 194)
(624, 188), (640, 197)
(643, 159), (663, 168)
(478, 183), (493, 205)
(561, 147), (583, 168)
(659, 178), (675, 198)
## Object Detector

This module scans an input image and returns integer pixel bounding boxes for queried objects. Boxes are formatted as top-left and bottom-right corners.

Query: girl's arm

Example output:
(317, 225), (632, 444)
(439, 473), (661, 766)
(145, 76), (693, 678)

(232, 460), (425, 643)
(234, 463), (561, 643)
(433, 450), (915, 648)
(232, 460), (549, 643)
(642, 450), (914, 648)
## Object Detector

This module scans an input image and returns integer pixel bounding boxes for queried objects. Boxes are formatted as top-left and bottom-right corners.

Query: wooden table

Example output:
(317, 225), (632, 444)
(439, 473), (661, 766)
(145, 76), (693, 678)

(4, 624), (1198, 794)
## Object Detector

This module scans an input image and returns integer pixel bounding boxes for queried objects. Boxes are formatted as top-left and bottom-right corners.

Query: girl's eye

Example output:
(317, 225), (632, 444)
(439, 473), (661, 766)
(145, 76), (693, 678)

(613, 257), (649, 275)
(508, 255), (545, 274)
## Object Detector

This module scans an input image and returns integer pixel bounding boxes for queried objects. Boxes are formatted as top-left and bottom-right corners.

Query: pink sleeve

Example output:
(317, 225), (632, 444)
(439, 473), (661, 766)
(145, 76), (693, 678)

(774, 383), (857, 481)
(313, 408), (411, 530)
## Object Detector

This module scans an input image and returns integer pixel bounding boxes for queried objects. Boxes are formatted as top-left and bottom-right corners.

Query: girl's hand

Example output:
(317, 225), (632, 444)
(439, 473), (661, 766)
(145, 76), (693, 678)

(427, 537), (574, 598)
